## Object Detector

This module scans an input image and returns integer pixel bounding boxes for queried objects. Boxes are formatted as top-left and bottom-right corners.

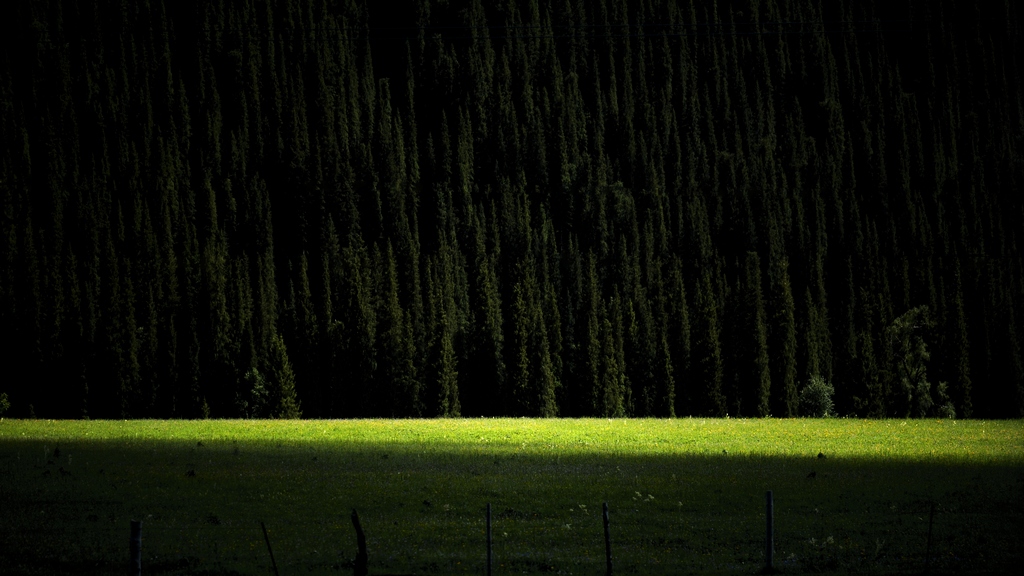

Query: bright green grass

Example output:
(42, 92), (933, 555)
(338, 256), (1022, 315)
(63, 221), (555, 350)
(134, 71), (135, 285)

(1, 418), (1022, 575)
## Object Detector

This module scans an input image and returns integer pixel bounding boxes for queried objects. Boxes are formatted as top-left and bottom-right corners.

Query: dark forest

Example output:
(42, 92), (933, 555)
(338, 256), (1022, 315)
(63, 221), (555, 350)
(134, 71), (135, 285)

(1, 0), (1022, 419)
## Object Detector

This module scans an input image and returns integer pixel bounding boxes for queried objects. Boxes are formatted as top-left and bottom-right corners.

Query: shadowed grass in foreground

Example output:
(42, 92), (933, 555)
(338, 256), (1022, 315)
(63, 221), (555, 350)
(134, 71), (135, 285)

(1, 418), (1021, 575)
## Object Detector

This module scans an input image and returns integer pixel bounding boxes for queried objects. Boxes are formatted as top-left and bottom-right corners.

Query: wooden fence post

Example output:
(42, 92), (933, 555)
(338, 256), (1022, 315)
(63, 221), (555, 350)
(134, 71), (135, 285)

(352, 509), (368, 576)
(261, 521), (280, 576)
(486, 503), (492, 576)
(603, 502), (612, 576)
(924, 501), (936, 574)
(763, 491), (775, 574)
(129, 520), (141, 576)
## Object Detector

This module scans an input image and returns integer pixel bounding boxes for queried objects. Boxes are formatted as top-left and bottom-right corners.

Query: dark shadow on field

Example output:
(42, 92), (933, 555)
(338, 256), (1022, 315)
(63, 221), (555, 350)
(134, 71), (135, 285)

(1, 436), (1021, 575)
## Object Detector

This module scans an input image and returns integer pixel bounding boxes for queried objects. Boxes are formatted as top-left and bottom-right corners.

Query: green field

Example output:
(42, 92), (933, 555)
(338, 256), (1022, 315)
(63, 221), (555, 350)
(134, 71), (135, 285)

(1, 418), (1021, 575)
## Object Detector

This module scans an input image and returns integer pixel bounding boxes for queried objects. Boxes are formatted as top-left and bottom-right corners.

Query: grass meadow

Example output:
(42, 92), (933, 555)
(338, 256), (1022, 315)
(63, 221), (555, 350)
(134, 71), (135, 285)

(0, 418), (1021, 575)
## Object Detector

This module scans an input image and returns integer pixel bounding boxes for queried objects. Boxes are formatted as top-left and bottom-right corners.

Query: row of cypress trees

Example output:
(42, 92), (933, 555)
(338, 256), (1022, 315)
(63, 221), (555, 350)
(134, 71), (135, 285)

(1, 0), (1021, 419)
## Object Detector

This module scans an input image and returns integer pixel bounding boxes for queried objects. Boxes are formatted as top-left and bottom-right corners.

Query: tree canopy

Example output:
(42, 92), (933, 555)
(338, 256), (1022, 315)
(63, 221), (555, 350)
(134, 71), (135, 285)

(1, 0), (1021, 418)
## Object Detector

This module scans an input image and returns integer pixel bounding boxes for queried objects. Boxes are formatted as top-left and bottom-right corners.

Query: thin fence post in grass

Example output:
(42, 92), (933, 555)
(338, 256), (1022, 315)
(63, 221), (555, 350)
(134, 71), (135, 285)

(925, 501), (936, 574)
(603, 502), (612, 576)
(762, 490), (775, 574)
(261, 521), (280, 576)
(128, 520), (141, 576)
(352, 509), (368, 576)
(487, 503), (492, 576)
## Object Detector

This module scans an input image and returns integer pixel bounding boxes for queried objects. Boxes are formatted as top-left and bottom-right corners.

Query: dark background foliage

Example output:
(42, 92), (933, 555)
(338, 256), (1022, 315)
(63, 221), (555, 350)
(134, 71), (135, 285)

(1, 0), (1021, 418)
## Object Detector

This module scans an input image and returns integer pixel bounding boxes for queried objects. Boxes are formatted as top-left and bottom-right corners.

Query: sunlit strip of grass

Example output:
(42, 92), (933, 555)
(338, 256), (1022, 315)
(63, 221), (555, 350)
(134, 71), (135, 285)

(2, 418), (1022, 462)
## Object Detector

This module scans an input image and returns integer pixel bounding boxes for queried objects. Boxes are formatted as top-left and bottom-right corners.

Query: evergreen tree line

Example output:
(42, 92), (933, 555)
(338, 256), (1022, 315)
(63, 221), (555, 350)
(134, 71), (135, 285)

(1, 0), (1021, 419)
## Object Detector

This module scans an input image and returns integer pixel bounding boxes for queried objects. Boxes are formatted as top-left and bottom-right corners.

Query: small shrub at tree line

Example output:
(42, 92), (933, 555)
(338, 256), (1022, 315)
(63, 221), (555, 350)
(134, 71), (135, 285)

(799, 376), (835, 417)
